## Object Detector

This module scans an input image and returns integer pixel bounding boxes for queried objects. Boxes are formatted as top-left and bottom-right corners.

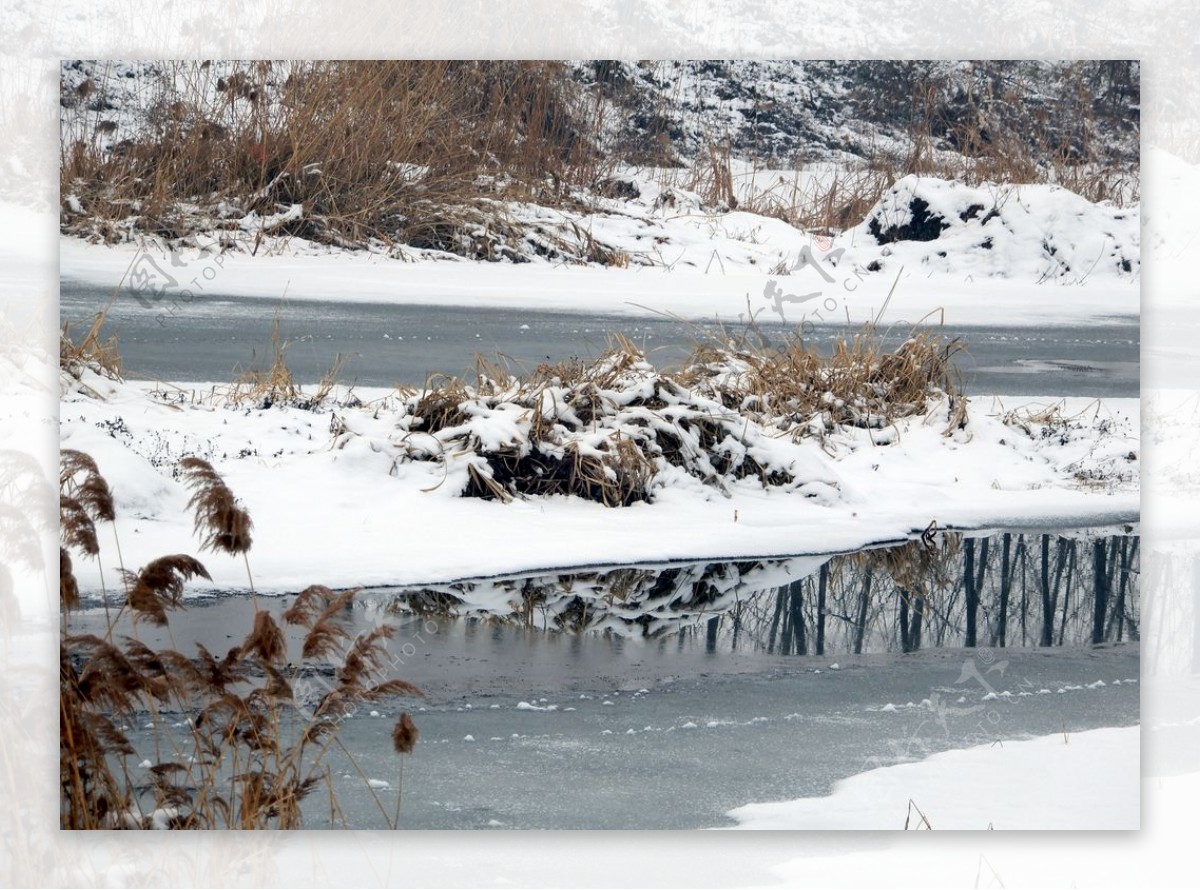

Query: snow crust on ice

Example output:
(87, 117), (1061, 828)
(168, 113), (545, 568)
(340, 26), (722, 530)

(725, 725), (1138, 830)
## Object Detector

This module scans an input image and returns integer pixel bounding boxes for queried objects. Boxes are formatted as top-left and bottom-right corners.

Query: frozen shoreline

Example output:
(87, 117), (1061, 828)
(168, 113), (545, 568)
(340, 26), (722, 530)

(60, 169), (1141, 330)
(61, 234), (1138, 330)
(724, 724), (1139, 830)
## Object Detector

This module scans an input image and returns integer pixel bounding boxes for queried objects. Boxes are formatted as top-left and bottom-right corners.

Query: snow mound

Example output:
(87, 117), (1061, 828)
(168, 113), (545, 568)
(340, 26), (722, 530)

(842, 176), (1138, 283)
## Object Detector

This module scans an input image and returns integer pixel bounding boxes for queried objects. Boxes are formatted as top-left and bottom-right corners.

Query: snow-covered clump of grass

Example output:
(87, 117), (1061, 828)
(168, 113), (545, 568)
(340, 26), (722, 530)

(394, 342), (821, 506)
(362, 330), (962, 508)
(681, 325), (965, 443)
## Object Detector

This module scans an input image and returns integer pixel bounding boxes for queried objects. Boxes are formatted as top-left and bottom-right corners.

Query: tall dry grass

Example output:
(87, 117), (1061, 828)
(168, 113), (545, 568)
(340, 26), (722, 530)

(60, 310), (121, 380)
(61, 61), (611, 255)
(62, 61), (1137, 254)
(59, 450), (424, 829)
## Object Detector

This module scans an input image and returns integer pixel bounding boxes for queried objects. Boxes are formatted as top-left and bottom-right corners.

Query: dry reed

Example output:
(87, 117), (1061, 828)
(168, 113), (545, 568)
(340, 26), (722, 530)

(59, 450), (425, 830)
(62, 61), (609, 256)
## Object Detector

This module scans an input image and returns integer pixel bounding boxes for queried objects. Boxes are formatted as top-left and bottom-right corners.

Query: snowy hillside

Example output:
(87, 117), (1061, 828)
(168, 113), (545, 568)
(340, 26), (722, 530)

(571, 60), (1139, 170)
(59, 60), (1139, 284)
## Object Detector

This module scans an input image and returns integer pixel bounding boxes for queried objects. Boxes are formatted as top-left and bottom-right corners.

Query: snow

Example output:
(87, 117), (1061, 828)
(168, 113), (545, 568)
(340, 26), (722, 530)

(60, 367), (1138, 594)
(59, 227), (1137, 330)
(725, 726), (1138, 830)
(59, 162), (1137, 334)
(841, 176), (1138, 283)
(1143, 147), (1200, 304)
(515, 701), (557, 712)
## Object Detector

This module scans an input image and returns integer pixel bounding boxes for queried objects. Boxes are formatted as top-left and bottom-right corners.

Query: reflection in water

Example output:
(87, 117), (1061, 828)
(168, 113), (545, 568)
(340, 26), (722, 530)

(374, 530), (1139, 655)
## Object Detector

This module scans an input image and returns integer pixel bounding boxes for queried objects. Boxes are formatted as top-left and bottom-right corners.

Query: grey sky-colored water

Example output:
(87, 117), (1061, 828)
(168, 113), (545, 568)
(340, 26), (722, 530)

(61, 281), (1139, 397)
(70, 537), (1140, 830)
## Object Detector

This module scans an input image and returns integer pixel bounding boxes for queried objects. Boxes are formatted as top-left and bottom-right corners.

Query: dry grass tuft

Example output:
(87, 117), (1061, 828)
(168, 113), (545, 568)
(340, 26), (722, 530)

(681, 325), (963, 441)
(60, 311), (122, 380)
(225, 319), (349, 411)
(228, 318), (300, 407)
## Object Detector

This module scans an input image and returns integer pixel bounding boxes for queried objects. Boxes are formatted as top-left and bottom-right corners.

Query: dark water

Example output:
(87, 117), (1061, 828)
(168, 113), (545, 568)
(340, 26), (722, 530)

(371, 530), (1140, 654)
(70, 529), (1139, 829)
(60, 281), (1139, 396)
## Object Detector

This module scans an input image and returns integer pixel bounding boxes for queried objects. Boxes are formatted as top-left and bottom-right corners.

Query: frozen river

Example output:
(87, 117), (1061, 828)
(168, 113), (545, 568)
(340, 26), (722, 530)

(60, 281), (1139, 397)
(70, 531), (1140, 830)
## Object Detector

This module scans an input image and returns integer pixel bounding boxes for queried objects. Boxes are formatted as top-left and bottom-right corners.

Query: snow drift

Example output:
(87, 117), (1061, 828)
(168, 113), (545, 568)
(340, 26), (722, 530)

(839, 175), (1139, 282)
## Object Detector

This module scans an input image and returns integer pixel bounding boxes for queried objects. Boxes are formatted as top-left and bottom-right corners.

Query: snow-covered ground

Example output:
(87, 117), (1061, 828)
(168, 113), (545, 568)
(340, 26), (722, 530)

(60, 172), (1139, 329)
(60, 354), (1138, 594)
(726, 725), (1138, 830)
(50, 58), (1145, 846)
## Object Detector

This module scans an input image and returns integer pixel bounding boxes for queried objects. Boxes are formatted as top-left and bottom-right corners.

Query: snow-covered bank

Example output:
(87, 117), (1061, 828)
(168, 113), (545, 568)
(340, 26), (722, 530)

(60, 238), (1138, 329)
(725, 725), (1138, 830)
(60, 350), (1138, 594)
(60, 173), (1139, 329)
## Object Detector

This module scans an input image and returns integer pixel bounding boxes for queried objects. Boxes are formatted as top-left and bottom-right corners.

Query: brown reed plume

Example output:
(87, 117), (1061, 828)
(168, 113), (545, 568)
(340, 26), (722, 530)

(60, 449), (116, 522)
(59, 495), (99, 558)
(290, 587), (358, 660)
(281, 583), (339, 626)
(178, 457), (253, 554)
(239, 609), (287, 666)
(392, 712), (419, 755)
(177, 456), (256, 599)
(119, 554), (211, 625)
(193, 642), (252, 694)
(391, 710), (419, 827)
(60, 547), (80, 610)
(60, 449), (121, 626)
(60, 446), (426, 829)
